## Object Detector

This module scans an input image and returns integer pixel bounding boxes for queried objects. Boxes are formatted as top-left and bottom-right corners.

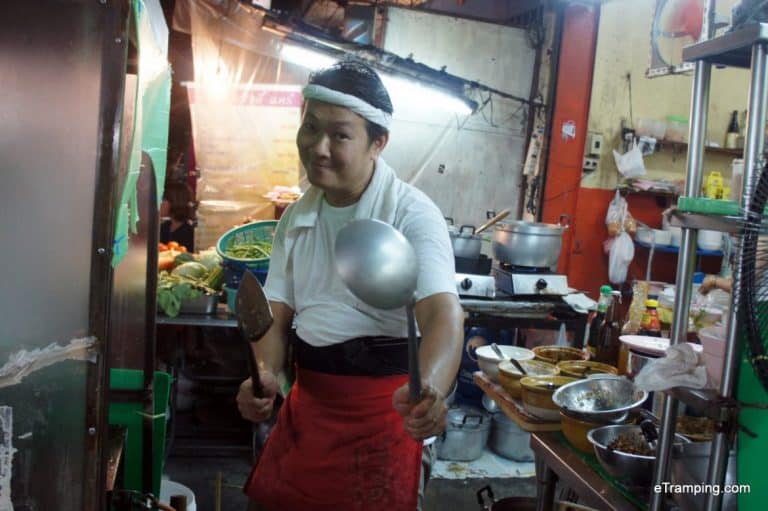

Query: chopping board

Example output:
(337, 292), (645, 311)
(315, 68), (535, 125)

(473, 371), (561, 432)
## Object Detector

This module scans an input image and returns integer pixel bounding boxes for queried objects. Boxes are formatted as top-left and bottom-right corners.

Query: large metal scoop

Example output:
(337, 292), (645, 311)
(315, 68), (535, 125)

(334, 219), (421, 401)
(236, 270), (274, 397)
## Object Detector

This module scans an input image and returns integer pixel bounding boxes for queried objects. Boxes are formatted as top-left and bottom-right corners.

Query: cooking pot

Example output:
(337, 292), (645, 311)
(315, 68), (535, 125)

(435, 407), (490, 462)
(450, 224), (483, 260)
(489, 413), (534, 461)
(492, 215), (569, 269)
(477, 486), (537, 511)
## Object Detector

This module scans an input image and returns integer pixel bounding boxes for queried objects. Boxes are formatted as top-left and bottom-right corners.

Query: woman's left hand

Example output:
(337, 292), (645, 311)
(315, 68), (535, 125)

(392, 383), (448, 440)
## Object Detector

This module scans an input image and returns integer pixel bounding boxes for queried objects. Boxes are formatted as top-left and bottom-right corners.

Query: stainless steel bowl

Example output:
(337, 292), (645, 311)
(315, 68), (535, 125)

(552, 375), (648, 422)
(587, 424), (689, 489)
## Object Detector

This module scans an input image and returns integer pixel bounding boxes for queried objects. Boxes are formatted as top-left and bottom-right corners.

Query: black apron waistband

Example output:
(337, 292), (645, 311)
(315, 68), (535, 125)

(291, 331), (411, 377)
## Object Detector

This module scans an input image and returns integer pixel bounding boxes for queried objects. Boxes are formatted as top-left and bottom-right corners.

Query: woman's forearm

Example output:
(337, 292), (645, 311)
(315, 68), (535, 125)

(415, 293), (465, 396)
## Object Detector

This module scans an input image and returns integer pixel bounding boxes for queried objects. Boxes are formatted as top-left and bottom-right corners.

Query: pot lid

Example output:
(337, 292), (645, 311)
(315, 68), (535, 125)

(496, 220), (564, 235)
(446, 407), (489, 430)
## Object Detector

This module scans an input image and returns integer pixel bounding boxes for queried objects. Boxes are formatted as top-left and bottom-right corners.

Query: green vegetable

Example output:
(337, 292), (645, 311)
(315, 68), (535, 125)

(225, 240), (272, 259)
(204, 265), (224, 290)
(171, 262), (209, 280)
(157, 279), (202, 317)
(174, 252), (195, 265)
(197, 249), (223, 272)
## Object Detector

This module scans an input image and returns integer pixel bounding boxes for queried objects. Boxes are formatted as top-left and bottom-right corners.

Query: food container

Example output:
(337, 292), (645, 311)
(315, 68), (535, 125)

(451, 225), (482, 259)
(559, 410), (607, 453)
(435, 407), (491, 461)
(665, 115), (689, 143)
(556, 360), (618, 379)
(520, 375), (578, 421)
(698, 325), (726, 387)
(178, 293), (219, 315)
(473, 345), (535, 382)
(636, 227), (671, 246)
(498, 359), (559, 399)
(532, 345), (586, 365)
(698, 229), (723, 251)
(552, 375), (648, 423)
(489, 412), (534, 461)
(587, 424), (689, 489)
(635, 118), (667, 139)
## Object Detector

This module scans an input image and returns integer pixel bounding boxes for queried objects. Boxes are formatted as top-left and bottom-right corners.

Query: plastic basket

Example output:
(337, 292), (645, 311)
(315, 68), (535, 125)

(216, 220), (278, 272)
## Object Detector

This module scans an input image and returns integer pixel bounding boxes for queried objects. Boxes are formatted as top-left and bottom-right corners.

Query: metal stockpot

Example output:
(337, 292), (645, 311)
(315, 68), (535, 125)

(451, 224), (482, 259)
(492, 215), (569, 268)
(436, 407), (490, 461)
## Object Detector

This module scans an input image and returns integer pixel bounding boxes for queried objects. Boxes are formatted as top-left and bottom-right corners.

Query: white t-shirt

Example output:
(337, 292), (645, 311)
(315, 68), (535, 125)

(264, 165), (457, 347)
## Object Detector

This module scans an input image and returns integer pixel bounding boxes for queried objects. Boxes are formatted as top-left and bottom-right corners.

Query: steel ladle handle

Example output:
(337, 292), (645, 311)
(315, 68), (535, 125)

(406, 301), (421, 402)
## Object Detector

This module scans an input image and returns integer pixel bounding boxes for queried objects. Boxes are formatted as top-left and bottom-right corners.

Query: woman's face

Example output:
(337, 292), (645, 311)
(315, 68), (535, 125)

(296, 99), (387, 206)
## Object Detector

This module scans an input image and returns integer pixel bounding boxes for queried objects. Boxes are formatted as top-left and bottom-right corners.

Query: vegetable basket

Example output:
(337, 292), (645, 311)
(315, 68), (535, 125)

(216, 220), (278, 287)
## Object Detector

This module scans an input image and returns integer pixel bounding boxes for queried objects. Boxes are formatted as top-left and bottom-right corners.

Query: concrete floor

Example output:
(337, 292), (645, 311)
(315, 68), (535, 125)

(164, 453), (538, 511)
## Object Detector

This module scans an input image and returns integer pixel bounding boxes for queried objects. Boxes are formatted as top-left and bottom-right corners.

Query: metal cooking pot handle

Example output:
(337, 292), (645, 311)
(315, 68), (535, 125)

(486, 210), (497, 219)
(476, 485), (496, 509)
(459, 224), (477, 235)
(558, 214), (571, 230)
(445, 217), (455, 225)
(462, 414), (484, 426)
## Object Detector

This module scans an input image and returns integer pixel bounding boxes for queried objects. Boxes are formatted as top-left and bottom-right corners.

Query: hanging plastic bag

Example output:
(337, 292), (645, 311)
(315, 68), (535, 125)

(606, 191), (635, 284)
(605, 190), (637, 237)
(609, 231), (635, 284)
(612, 139), (646, 179)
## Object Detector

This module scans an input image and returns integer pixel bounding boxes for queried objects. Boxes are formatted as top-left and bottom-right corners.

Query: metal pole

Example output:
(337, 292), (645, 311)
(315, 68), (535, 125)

(703, 41), (768, 511)
(650, 4), (715, 506)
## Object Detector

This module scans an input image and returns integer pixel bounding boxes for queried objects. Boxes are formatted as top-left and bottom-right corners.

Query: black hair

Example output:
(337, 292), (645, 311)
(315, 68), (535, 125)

(163, 181), (195, 222)
(307, 61), (393, 143)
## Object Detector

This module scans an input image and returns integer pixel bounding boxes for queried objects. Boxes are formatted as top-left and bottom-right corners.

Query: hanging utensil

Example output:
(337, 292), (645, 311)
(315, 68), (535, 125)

(476, 209), (511, 235)
(490, 342), (527, 375)
(335, 219), (421, 401)
(235, 271), (274, 398)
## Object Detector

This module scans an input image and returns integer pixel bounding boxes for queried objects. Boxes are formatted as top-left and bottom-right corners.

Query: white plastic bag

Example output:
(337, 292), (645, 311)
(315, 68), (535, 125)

(609, 231), (634, 284)
(613, 139), (646, 178)
(634, 344), (710, 391)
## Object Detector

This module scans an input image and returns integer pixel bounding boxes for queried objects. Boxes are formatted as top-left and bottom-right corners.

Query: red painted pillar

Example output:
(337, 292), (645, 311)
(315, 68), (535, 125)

(541, 2), (600, 276)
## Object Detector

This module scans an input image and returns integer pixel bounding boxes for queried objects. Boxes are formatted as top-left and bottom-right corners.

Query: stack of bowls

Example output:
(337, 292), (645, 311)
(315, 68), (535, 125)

(498, 359), (559, 399)
(519, 375), (578, 421)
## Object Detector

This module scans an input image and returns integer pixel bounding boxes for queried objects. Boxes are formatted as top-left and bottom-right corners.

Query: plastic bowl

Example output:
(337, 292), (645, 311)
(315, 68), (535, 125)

(475, 345), (535, 382)
(532, 345), (586, 365)
(556, 360), (618, 379)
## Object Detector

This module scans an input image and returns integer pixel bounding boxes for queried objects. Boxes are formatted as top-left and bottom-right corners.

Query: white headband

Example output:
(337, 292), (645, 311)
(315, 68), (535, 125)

(302, 84), (392, 129)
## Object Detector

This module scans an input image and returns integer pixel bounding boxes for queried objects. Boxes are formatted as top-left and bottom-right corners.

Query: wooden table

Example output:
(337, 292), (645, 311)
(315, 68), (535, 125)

(530, 432), (645, 511)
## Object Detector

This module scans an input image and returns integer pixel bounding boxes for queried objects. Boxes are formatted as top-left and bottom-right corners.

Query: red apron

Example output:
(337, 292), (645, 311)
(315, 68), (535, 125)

(244, 368), (423, 511)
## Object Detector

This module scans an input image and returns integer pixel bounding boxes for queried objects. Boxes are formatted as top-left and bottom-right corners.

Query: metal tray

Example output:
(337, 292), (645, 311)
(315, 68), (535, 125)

(179, 293), (220, 315)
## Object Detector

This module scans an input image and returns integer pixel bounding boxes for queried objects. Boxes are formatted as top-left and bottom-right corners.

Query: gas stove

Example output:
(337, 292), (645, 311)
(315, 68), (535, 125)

(455, 273), (496, 299)
(492, 264), (570, 296)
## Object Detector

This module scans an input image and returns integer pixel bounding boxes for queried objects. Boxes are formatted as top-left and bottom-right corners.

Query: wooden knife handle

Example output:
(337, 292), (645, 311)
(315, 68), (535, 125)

(245, 342), (264, 398)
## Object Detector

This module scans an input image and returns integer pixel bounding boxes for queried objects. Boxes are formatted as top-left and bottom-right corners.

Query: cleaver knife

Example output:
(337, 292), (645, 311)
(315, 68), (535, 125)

(235, 270), (274, 398)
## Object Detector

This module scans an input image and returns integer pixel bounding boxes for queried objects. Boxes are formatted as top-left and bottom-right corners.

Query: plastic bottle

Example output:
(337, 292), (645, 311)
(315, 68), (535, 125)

(586, 285), (614, 359)
(638, 299), (662, 337)
(595, 291), (622, 366)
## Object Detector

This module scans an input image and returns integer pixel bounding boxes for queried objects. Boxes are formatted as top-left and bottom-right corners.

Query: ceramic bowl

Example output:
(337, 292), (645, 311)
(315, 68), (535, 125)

(520, 375), (578, 421)
(498, 359), (559, 399)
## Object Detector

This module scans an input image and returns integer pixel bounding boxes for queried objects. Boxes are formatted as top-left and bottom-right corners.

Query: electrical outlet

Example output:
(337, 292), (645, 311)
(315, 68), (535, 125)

(587, 133), (604, 155)
(583, 157), (598, 172)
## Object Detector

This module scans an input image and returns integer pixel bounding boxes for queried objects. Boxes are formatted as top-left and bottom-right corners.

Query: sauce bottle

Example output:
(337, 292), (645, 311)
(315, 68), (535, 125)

(638, 299), (662, 337)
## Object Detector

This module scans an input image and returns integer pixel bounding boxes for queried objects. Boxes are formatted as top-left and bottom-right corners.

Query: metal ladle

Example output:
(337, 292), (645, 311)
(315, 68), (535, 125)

(334, 219), (421, 401)
(490, 342), (527, 375)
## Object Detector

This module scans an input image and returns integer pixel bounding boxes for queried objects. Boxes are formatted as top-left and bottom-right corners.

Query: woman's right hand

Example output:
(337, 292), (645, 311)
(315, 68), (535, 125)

(236, 370), (279, 423)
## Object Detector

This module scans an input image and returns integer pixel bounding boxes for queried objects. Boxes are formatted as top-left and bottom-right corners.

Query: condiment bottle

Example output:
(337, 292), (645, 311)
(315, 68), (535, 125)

(595, 291), (621, 367)
(586, 285), (613, 359)
(638, 299), (662, 337)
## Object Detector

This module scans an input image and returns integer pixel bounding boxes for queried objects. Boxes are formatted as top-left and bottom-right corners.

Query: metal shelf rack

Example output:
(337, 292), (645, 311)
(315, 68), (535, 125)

(649, 13), (768, 511)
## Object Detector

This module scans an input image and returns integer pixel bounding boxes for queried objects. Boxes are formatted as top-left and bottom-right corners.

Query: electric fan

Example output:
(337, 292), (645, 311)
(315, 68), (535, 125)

(738, 158), (768, 392)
